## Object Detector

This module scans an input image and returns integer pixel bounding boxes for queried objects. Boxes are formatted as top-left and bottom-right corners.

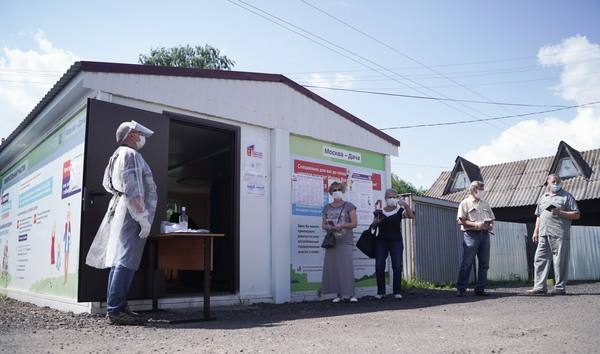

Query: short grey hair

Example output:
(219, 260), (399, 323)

(547, 173), (561, 183)
(469, 180), (484, 192)
(115, 122), (132, 143)
(384, 188), (398, 197)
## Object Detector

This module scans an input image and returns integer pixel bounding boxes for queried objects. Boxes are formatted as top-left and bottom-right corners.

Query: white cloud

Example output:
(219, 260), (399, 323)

(0, 30), (78, 140)
(307, 72), (355, 89)
(465, 35), (600, 165)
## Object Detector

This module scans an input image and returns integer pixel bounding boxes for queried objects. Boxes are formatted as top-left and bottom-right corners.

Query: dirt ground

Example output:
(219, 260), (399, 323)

(1, 282), (600, 354)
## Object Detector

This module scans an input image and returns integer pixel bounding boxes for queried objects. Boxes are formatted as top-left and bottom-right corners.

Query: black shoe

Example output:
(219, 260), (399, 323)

(123, 306), (140, 317)
(474, 289), (489, 297)
(107, 312), (143, 325)
(549, 288), (566, 296)
(456, 289), (466, 297)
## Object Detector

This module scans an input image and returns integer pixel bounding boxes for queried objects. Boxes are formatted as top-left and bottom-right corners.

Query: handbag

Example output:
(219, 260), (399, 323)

(321, 231), (336, 249)
(356, 225), (378, 258)
(321, 203), (346, 249)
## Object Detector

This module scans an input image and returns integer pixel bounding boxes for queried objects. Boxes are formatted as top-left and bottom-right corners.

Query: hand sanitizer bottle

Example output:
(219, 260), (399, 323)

(179, 206), (188, 230)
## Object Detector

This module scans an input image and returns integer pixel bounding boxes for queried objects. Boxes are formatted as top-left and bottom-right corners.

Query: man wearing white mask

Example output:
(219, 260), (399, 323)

(527, 174), (579, 296)
(456, 181), (495, 297)
(86, 120), (158, 325)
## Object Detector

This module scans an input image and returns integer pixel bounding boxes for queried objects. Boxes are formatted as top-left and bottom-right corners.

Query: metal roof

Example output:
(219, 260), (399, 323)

(0, 62), (83, 155)
(0, 61), (399, 155)
(426, 145), (600, 207)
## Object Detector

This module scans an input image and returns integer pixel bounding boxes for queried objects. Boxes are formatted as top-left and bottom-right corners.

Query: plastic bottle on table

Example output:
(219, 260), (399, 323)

(179, 206), (188, 230)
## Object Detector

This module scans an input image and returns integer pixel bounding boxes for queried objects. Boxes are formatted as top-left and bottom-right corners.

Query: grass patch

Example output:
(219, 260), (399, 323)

(402, 278), (454, 290)
(0, 272), (10, 288)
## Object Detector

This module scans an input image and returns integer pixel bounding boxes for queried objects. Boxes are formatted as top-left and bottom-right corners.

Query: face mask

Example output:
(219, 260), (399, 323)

(386, 198), (398, 207)
(476, 189), (485, 200)
(550, 183), (562, 193)
(332, 191), (343, 200)
(136, 135), (146, 150)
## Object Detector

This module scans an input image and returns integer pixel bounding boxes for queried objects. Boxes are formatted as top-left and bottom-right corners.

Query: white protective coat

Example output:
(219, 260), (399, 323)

(86, 146), (157, 271)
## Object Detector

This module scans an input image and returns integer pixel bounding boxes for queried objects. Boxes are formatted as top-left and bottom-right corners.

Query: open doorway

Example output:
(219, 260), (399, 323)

(161, 115), (239, 296)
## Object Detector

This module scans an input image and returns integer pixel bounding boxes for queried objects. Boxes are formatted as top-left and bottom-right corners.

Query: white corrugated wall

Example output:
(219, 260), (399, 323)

(83, 72), (398, 157)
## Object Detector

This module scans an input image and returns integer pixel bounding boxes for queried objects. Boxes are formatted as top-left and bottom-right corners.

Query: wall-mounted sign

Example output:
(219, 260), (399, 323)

(290, 135), (385, 295)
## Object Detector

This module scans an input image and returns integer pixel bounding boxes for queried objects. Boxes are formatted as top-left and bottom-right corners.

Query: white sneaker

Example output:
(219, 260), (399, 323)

(394, 294), (403, 299)
(349, 297), (358, 303)
(374, 294), (384, 299)
(332, 297), (341, 303)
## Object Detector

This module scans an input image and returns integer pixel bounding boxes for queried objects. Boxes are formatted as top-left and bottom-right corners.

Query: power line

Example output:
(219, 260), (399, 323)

(296, 71), (600, 87)
(300, 2), (534, 135)
(296, 0), (530, 136)
(286, 57), (600, 80)
(298, 0), (569, 143)
(303, 85), (570, 108)
(284, 47), (600, 75)
(379, 101), (600, 130)
(227, 0), (510, 131)
(297, 0), (600, 152)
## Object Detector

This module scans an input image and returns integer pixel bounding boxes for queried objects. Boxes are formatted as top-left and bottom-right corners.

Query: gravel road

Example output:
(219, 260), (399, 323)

(2, 282), (600, 353)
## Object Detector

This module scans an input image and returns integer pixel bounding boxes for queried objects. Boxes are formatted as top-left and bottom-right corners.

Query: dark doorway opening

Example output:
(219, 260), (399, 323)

(161, 115), (239, 296)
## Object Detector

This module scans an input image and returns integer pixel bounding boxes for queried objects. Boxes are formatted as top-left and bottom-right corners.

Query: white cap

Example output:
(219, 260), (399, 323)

(115, 120), (154, 143)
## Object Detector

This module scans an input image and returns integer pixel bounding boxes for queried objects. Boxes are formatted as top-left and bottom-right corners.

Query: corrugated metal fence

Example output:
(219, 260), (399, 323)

(402, 196), (462, 284)
(487, 222), (528, 281)
(569, 226), (600, 280)
(402, 195), (528, 284)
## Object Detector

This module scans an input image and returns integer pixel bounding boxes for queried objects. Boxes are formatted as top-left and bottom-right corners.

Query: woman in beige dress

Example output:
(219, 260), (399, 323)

(321, 181), (358, 303)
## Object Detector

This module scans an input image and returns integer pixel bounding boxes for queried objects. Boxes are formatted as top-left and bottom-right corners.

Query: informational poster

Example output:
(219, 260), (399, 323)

(243, 140), (267, 197)
(0, 109), (86, 299)
(292, 174), (323, 208)
(290, 135), (385, 294)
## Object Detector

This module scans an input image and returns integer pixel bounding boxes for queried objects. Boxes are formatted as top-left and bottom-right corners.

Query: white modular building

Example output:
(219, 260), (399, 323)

(0, 61), (399, 313)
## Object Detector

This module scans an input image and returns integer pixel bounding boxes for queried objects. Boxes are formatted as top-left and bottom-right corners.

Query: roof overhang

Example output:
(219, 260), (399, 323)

(1, 61), (400, 160)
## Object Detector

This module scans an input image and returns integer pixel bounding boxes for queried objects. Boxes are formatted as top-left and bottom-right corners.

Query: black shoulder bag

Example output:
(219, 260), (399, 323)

(321, 203), (346, 249)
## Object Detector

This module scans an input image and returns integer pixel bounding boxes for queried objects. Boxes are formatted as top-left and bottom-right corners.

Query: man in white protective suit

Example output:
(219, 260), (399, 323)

(86, 120), (157, 325)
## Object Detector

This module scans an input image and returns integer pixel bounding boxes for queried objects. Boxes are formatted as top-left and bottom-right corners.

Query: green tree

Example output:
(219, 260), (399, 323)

(391, 174), (427, 195)
(139, 45), (235, 70)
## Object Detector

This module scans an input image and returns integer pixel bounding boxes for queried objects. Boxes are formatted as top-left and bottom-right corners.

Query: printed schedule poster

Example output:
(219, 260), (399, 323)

(0, 109), (86, 299)
(290, 135), (385, 294)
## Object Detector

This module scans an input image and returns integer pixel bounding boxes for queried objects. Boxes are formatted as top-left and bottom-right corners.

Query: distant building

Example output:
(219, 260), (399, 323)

(425, 141), (600, 225)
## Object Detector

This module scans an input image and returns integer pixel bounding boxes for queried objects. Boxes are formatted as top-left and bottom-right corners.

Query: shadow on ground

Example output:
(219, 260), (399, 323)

(143, 287), (522, 330)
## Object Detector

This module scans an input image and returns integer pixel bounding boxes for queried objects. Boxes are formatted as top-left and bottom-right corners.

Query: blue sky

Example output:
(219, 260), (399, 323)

(1, 0), (600, 188)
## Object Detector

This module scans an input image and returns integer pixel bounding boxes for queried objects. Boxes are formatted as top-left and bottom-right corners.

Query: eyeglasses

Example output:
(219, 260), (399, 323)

(331, 189), (343, 192)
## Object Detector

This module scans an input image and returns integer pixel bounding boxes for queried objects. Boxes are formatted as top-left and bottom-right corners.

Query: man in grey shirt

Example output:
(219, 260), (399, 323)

(527, 174), (580, 296)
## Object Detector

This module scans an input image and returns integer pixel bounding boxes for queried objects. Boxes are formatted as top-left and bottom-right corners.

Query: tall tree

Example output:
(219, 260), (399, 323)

(139, 45), (235, 70)
(391, 174), (427, 195)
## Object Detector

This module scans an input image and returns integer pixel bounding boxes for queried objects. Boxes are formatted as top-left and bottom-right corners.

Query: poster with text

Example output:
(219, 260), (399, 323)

(290, 135), (385, 294)
(0, 109), (86, 299)
(243, 140), (267, 197)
